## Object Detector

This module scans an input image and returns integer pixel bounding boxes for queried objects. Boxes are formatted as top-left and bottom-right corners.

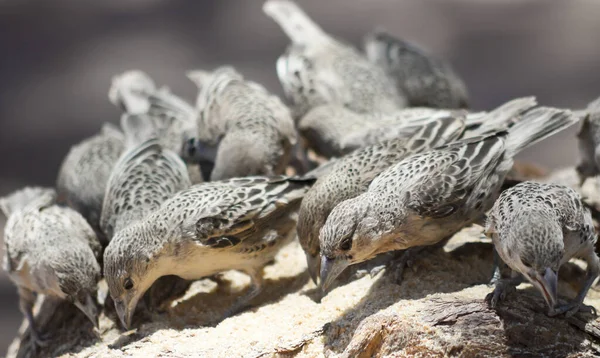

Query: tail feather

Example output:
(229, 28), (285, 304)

(109, 70), (156, 114)
(146, 88), (196, 122)
(263, 0), (329, 45)
(0, 187), (55, 217)
(505, 107), (578, 157)
(465, 97), (537, 135)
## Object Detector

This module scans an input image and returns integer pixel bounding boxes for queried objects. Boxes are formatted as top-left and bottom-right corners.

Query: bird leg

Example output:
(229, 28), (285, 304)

(18, 287), (50, 351)
(392, 246), (427, 285)
(550, 249), (599, 317)
(222, 269), (265, 319)
(485, 268), (523, 308)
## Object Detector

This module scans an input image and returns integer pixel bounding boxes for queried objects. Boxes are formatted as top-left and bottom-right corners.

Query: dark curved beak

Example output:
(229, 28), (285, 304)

(535, 268), (558, 309)
(74, 293), (99, 329)
(115, 295), (140, 330)
(305, 252), (320, 285)
(320, 256), (350, 294)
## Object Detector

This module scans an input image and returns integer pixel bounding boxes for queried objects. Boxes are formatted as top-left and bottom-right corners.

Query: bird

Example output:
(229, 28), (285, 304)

(263, 0), (406, 119)
(0, 187), (102, 350)
(56, 123), (125, 244)
(485, 181), (599, 317)
(100, 113), (192, 240)
(318, 106), (578, 292)
(298, 97), (537, 286)
(187, 66), (298, 180)
(299, 97), (537, 158)
(364, 29), (469, 109)
(103, 175), (314, 329)
(108, 70), (206, 183)
(575, 96), (600, 184)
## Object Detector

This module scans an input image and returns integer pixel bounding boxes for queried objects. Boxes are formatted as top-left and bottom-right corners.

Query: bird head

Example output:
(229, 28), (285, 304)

(503, 211), (564, 310)
(104, 224), (164, 330)
(57, 249), (102, 329)
(318, 196), (381, 293)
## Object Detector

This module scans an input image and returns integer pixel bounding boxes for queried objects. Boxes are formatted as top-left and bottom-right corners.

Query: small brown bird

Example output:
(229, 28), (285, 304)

(263, 0), (405, 119)
(485, 182), (599, 317)
(1, 187), (102, 350)
(103, 176), (313, 329)
(319, 107), (578, 292)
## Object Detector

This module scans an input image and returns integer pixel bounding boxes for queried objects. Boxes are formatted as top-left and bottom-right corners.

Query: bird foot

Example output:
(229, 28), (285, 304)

(485, 281), (517, 309)
(549, 302), (598, 317)
(392, 249), (418, 285)
(354, 264), (386, 280)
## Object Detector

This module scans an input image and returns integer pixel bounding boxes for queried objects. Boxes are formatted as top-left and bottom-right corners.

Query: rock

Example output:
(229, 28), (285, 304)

(6, 223), (600, 358)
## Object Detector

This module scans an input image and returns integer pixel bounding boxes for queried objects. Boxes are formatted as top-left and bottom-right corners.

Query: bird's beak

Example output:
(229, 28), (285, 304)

(115, 294), (141, 330)
(305, 252), (320, 285)
(535, 268), (558, 309)
(320, 256), (350, 294)
(74, 293), (99, 329)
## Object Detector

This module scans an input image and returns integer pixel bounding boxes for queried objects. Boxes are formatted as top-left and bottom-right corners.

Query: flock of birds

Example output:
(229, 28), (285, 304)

(3, 0), (600, 353)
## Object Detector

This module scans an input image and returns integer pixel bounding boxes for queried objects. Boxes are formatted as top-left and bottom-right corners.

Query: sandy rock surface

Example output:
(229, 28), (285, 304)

(6, 223), (600, 358)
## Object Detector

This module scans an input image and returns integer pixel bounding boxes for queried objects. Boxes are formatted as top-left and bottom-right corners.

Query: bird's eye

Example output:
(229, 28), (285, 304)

(123, 278), (134, 290)
(340, 237), (352, 251)
(522, 260), (532, 268)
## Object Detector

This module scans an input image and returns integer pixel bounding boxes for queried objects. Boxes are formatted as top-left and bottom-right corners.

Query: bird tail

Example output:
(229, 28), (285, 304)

(108, 70), (156, 114)
(0, 187), (55, 217)
(465, 97), (538, 135)
(263, 0), (329, 45)
(505, 107), (578, 158)
(146, 87), (196, 122)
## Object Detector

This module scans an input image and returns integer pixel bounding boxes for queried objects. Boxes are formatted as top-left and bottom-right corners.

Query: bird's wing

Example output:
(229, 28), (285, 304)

(101, 139), (190, 238)
(188, 177), (312, 248)
(373, 132), (507, 219)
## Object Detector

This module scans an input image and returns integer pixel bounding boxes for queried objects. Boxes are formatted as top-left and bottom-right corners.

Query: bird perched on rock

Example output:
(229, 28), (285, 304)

(186, 66), (297, 180)
(103, 176), (313, 329)
(263, 0), (405, 119)
(576, 96), (600, 184)
(318, 107), (578, 292)
(1, 187), (102, 350)
(100, 113), (192, 240)
(485, 181), (599, 317)
(299, 97), (536, 158)
(364, 29), (469, 109)
(298, 97), (537, 286)
(56, 123), (125, 244)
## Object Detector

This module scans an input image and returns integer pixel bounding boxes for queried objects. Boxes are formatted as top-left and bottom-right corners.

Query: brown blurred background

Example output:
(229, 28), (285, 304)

(1, 0), (599, 352)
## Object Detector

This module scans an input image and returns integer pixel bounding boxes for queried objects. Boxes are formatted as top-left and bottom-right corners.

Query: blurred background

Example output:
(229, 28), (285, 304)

(1, 0), (600, 352)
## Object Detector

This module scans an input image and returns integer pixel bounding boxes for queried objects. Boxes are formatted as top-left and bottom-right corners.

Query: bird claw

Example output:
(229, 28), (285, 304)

(485, 282), (516, 309)
(549, 302), (598, 317)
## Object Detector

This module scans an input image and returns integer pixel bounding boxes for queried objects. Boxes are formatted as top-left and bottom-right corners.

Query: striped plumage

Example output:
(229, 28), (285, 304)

(100, 114), (191, 241)
(318, 107), (579, 291)
(486, 182), (599, 316)
(364, 29), (469, 109)
(103, 175), (314, 329)
(263, 0), (405, 119)
(187, 66), (297, 180)
(299, 97), (537, 158)
(576, 96), (600, 183)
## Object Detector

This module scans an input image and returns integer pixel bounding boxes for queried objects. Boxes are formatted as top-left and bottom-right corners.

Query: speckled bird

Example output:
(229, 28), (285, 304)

(299, 97), (536, 158)
(263, 0), (405, 119)
(298, 97), (537, 285)
(1, 187), (102, 350)
(56, 123), (125, 244)
(100, 113), (192, 240)
(485, 181), (599, 317)
(318, 107), (578, 292)
(187, 66), (297, 180)
(103, 176), (314, 329)
(364, 29), (469, 109)
(576, 96), (600, 184)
